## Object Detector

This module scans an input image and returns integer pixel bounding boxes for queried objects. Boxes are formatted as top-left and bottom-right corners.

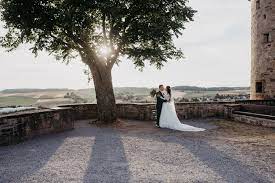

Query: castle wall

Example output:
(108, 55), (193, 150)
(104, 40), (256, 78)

(251, 0), (275, 99)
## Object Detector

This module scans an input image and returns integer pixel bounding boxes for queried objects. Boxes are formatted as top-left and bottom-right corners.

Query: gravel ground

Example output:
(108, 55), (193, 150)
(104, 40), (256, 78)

(0, 118), (274, 183)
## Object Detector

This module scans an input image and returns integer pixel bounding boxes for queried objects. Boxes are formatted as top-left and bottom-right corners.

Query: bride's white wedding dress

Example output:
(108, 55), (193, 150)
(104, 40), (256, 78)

(159, 92), (205, 132)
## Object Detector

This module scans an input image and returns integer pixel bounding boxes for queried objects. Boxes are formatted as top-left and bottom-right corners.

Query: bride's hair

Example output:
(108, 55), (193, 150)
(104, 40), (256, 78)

(166, 86), (171, 96)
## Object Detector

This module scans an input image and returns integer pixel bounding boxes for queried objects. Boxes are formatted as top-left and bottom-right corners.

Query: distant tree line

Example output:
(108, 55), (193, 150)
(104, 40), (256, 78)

(172, 86), (250, 92)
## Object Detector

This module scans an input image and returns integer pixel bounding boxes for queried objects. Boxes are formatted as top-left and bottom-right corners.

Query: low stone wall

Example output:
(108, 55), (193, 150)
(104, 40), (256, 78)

(224, 104), (242, 119)
(175, 102), (227, 119)
(60, 102), (231, 121)
(236, 100), (275, 106)
(232, 113), (275, 128)
(60, 101), (275, 128)
(240, 104), (275, 116)
(0, 108), (74, 145)
(116, 103), (155, 120)
(58, 104), (98, 120)
(59, 103), (155, 121)
(224, 104), (275, 128)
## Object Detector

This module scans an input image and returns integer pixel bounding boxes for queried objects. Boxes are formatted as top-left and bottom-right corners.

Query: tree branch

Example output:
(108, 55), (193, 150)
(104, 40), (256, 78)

(64, 31), (99, 64)
(102, 13), (107, 45)
(49, 33), (79, 50)
(108, 14), (115, 52)
(107, 45), (121, 69)
(78, 49), (90, 65)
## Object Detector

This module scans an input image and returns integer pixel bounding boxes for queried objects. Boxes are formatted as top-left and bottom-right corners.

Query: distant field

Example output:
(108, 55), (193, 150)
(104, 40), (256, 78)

(0, 96), (38, 106)
(114, 87), (152, 95)
(77, 87), (152, 96)
(0, 87), (250, 107)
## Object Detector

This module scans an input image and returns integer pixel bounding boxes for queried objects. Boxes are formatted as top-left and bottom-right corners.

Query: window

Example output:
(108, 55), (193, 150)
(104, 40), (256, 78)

(263, 14), (266, 19)
(256, 0), (260, 9)
(263, 33), (272, 43)
(256, 82), (263, 93)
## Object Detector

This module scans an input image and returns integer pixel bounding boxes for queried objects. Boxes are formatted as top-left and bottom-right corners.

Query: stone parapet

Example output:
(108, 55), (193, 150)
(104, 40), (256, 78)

(0, 107), (74, 145)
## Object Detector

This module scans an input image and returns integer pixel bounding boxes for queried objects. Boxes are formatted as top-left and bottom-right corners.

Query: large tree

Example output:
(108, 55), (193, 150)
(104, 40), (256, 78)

(0, 0), (196, 123)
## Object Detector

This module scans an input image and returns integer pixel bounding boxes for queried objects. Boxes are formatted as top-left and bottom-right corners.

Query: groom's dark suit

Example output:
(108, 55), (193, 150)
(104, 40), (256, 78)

(156, 91), (167, 126)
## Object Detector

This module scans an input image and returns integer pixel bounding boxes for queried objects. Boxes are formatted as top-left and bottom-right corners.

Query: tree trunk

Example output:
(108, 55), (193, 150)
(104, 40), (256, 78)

(89, 62), (117, 123)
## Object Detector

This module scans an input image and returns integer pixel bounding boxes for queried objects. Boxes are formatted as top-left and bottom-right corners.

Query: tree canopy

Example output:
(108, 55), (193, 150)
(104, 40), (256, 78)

(0, 0), (196, 69)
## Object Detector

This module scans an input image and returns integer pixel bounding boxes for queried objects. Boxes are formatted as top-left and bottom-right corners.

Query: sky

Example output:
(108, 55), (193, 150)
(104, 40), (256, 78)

(0, 0), (251, 90)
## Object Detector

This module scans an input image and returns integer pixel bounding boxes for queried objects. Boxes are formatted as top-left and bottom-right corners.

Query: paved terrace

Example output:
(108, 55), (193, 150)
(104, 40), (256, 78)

(0, 119), (274, 183)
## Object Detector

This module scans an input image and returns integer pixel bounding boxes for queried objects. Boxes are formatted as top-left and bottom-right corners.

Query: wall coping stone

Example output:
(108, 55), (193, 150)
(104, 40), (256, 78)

(233, 111), (275, 120)
(224, 104), (242, 107)
(0, 107), (72, 119)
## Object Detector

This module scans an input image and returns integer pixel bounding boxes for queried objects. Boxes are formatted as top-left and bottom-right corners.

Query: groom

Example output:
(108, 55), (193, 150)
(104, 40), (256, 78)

(156, 85), (168, 127)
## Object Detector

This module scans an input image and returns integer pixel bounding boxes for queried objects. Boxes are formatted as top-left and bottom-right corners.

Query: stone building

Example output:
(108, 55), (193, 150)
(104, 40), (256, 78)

(250, 0), (275, 100)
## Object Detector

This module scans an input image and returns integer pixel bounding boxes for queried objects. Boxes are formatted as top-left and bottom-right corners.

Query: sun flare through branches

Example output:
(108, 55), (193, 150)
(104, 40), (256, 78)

(98, 45), (112, 58)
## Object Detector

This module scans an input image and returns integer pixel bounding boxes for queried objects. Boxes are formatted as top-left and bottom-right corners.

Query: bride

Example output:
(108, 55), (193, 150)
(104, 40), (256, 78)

(159, 86), (205, 132)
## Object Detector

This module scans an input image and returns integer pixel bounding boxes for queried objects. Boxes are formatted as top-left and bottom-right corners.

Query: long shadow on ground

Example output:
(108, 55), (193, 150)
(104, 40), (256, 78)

(189, 140), (270, 183)
(83, 128), (130, 183)
(161, 135), (271, 183)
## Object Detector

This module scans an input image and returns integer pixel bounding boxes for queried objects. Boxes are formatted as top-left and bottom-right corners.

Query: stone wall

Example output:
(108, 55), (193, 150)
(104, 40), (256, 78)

(0, 108), (74, 145)
(240, 104), (275, 115)
(224, 104), (242, 119)
(224, 103), (275, 117)
(232, 113), (275, 128)
(224, 104), (275, 127)
(58, 104), (98, 120)
(175, 102), (226, 119)
(60, 102), (233, 121)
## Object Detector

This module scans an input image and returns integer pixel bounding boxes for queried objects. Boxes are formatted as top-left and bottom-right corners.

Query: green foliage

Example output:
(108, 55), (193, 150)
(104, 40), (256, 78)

(0, 0), (196, 69)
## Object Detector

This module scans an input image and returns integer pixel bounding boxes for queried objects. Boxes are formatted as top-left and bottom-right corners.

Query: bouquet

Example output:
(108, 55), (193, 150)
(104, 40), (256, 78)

(150, 89), (157, 98)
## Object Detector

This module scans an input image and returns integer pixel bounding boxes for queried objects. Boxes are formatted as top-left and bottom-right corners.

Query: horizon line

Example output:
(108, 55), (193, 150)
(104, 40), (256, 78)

(0, 85), (251, 91)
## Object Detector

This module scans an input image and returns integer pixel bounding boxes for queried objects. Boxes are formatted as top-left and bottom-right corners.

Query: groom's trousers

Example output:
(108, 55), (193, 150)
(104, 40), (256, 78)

(156, 104), (163, 126)
(156, 91), (167, 126)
